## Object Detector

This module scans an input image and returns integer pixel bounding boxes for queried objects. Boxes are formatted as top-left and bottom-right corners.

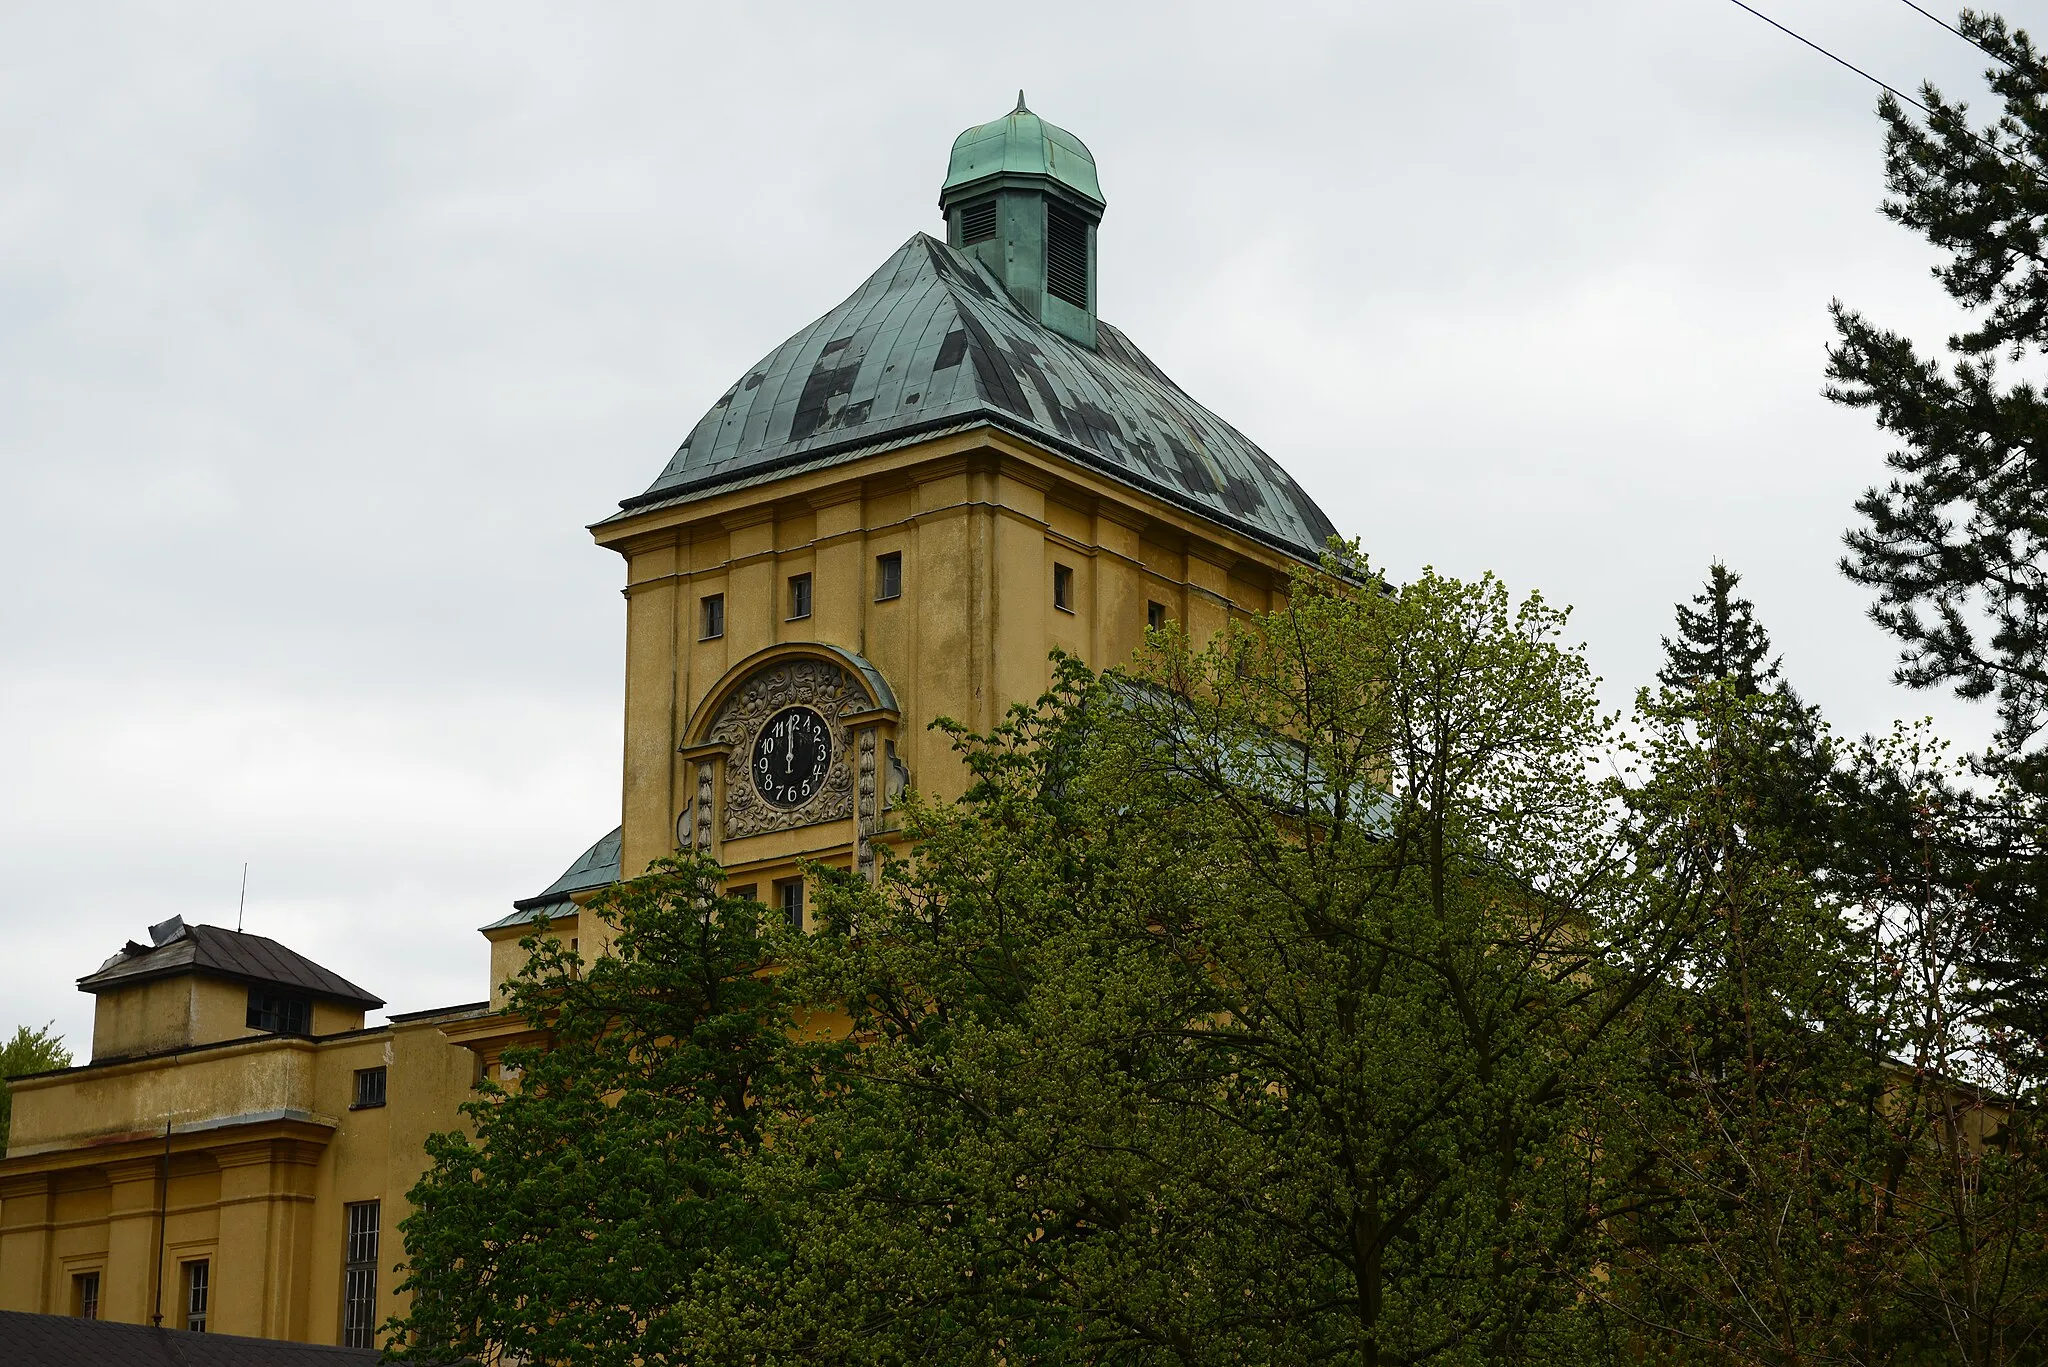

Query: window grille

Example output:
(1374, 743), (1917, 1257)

(352, 1067), (386, 1109)
(777, 878), (804, 933)
(959, 197), (998, 246)
(701, 594), (725, 640)
(182, 1260), (209, 1333)
(342, 1201), (380, 1349)
(1053, 563), (1075, 613)
(246, 989), (310, 1035)
(875, 552), (902, 601)
(789, 573), (812, 620)
(73, 1271), (98, 1320)
(1045, 202), (1089, 308)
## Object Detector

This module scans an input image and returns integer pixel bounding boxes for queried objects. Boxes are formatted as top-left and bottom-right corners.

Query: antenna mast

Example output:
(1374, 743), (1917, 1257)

(237, 863), (248, 933)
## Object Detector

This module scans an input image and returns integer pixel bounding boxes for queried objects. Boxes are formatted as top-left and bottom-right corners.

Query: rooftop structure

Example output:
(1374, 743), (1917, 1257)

(78, 918), (381, 1012)
(607, 96), (1337, 566)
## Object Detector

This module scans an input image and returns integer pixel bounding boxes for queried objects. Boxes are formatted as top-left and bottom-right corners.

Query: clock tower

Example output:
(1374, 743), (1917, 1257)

(470, 97), (1339, 997)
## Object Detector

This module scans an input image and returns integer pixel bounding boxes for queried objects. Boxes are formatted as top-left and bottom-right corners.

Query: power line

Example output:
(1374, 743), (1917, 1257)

(1719, 0), (2036, 177)
(1722, 0), (1934, 117)
(1893, 0), (2016, 69)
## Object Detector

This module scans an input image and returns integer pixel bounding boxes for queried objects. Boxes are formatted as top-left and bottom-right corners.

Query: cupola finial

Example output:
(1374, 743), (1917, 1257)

(1015, 89), (1029, 114)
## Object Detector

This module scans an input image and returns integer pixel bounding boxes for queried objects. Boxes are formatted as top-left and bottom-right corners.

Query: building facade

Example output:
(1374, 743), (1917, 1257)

(0, 98), (1338, 1349)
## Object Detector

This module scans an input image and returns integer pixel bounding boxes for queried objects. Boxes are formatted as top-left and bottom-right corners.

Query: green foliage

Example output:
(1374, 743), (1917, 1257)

(1830, 13), (2048, 774)
(741, 557), (1659, 1365)
(388, 563), (2048, 1366)
(1659, 560), (1785, 699)
(1604, 677), (1900, 1362)
(1827, 9), (2048, 1026)
(1597, 583), (2048, 1364)
(387, 853), (806, 1367)
(0, 1023), (71, 1155)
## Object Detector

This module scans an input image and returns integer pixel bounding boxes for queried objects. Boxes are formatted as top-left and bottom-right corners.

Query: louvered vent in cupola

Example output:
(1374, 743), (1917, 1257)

(959, 197), (998, 246)
(1045, 201), (1089, 309)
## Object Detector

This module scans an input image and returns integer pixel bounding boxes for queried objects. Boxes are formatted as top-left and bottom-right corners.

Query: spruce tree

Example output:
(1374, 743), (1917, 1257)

(1656, 560), (1783, 697)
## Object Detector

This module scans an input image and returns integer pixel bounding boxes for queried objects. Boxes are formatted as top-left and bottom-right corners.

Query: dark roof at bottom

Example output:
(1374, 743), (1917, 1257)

(0, 1310), (384, 1367)
(77, 919), (383, 1010)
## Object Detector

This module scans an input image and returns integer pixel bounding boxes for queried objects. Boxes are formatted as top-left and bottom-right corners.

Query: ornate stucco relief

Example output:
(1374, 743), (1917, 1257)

(856, 726), (879, 880)
(693, 762), (715, 852)
(702, 660), (870, 840)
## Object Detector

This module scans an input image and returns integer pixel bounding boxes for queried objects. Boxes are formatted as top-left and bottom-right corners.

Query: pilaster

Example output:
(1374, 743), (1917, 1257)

(101, 1157), (162, 1326)
(214, 1138), (322, 1340)
(0, 1173), (54, 1313)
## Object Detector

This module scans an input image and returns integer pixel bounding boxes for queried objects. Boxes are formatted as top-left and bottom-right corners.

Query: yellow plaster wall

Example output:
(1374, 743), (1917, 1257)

(89, 979), (366, 1063)
(0, 1008), (482, 1348)
(485, 912), (580, 1011)
(598, 429), (1305, 898)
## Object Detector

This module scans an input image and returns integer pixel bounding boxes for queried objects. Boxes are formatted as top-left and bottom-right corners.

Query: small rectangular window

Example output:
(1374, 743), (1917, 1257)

(727, 883), (758, 903)
(1053, 563), (1075, 613)
(73, 1271), (99, 1320)
(352, 1066), (387, 1110)
(342, 1201), (380, 1349)
(777, 878), (804, 933)
(1147, 600), (1167, 631)
(875, 552), (902, 602)
(246, 988), (311, 1036)
(788, 573), (812, 620)
(182, 1260), (209, 1333)
(701, 593), (725, 640)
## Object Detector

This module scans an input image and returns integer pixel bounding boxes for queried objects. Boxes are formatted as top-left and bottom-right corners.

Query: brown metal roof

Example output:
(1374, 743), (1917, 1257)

(76, 919), (382, 1010)
(0, 1310), (386, 1366)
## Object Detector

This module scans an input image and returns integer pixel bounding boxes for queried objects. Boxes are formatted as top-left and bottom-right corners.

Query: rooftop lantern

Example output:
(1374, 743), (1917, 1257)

(939, 93), (1106, 348)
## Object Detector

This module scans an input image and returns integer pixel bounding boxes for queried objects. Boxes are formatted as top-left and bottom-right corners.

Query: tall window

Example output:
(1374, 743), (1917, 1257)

(1147, 600), (1167, 631)
(1053, 563), (1075, 613)
(342, 1201), (380, 1349)
(182, 1260), (209, 1332)
(875, 552), (902, 602)
(246, 989), (310, 1035)
(777, 878), (804, 933)
(72, 1271), (99, 1320)
(700, 593), (725, 640)
(788, 573), (812, 620)
(352, 1066), (386, 1109)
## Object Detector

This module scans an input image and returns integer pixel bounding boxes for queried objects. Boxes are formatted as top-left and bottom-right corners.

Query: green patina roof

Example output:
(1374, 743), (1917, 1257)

(479, 826), (622, 932)
(601, 234), (1339, 563)
(941, 92), (1104, 210)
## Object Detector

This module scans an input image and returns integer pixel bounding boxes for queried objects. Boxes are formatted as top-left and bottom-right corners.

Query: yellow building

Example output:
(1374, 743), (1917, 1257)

(0, 916), (482, 1347)
(0, 97), (1338, 1349)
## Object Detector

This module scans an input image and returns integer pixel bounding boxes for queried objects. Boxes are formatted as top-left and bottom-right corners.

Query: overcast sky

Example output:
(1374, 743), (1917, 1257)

(0, 0), (2026, 1052)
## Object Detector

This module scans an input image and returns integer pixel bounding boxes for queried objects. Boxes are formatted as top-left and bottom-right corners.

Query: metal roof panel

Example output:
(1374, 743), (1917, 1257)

(612, 235), (1338, 563)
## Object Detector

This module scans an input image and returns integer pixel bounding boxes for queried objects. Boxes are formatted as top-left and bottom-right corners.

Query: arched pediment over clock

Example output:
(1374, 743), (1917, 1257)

(681, 643), (900, 845)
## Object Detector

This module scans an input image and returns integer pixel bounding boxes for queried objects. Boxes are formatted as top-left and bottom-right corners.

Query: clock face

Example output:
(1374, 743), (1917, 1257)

(751, 705), (833, 809)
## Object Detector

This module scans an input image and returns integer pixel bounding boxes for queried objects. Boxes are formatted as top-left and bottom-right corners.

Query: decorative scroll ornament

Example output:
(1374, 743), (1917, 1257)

(703, 659), (870, 839)
(856, 727), (880, 880)
(693, 762), (715, 851)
